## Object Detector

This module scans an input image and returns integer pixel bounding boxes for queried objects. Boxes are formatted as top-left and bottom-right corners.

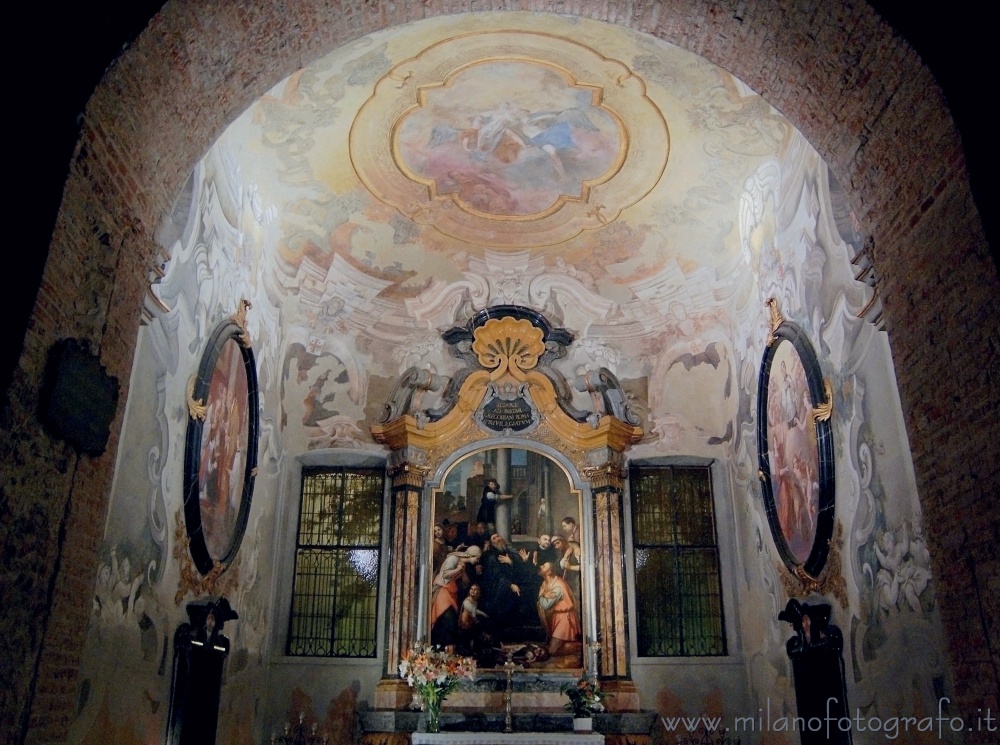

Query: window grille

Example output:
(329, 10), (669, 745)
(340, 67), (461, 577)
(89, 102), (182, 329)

(287, 466), (385, 657)
(630, 465), (726, 656)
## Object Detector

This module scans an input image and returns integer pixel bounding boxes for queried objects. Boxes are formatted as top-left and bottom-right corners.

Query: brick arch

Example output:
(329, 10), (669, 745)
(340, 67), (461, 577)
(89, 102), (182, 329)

(7, 1), (997, 740)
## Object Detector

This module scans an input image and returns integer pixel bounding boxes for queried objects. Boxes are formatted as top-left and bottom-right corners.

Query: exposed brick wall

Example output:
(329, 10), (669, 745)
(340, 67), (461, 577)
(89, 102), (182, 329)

(875, 162), (1000, 714)
(2, 1), (996, 741)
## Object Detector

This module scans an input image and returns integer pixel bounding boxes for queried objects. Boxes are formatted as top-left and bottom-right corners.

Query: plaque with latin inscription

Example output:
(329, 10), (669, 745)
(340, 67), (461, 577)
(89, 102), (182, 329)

(475, 381), (540, 435)
(481, 396), (534, 432)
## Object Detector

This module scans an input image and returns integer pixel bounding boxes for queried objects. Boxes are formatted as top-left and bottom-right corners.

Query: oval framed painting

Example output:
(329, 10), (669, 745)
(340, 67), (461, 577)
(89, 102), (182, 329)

(756, 320), (834, 579)
(183, 316), (259, 575)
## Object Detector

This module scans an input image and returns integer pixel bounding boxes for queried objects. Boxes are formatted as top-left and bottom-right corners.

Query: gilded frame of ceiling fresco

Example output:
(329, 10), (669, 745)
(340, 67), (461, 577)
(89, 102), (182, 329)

(183, 303), (260, 576)
(350, 31), (669, 248)
(756, 302), (835, 581)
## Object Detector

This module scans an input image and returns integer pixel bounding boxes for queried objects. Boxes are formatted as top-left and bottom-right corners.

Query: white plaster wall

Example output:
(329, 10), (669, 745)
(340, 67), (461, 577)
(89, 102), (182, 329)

(728, 137), (950, 744)
(68, 146), (285, 745)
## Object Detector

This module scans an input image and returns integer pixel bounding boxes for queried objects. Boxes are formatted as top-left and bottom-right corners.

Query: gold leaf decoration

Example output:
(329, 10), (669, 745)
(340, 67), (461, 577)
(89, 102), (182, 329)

(187, 375), (207, 421)
(172, 513), (236, 605)
(813, 378), (834, 422)
(361, 735), (410, 745)
(779, 521), (847, 606)
(231, 298), (252, 347)
(765, 297), (784, 347)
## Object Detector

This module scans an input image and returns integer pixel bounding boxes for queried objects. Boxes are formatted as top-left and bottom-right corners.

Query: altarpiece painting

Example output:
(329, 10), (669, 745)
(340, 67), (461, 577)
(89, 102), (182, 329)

(429, 447), (584, 671)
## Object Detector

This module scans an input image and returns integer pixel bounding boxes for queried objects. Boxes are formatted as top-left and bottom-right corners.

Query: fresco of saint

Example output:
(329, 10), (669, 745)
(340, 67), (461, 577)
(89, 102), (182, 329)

(198, 339), (250, 560)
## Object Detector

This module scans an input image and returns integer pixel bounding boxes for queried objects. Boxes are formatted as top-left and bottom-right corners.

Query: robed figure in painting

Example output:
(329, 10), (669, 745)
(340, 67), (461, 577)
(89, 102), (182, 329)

(430, 546), (481, 648)
(476, 478), (512, 531)
(537, 561), (581, 655)
(478, 534), (526, 626)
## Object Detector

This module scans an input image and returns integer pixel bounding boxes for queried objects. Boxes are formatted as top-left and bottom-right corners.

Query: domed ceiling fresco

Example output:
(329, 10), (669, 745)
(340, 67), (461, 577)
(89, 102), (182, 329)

(172, 12), (797, 454)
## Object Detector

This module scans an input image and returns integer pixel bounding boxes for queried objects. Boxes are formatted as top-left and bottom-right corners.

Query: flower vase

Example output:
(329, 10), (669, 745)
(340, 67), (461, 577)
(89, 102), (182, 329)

(422, 688), (442, 733)
(426, 702), (441, 733)
(573, 716), (593, 732)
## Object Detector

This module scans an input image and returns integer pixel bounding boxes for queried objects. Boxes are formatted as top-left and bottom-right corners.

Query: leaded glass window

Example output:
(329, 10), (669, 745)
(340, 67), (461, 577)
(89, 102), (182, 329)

(287, 466), (385, 657)
(630, 465), (726, 656)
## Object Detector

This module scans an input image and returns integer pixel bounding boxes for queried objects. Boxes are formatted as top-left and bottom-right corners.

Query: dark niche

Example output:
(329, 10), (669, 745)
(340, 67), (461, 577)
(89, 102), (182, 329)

(39, 338), (119, 456)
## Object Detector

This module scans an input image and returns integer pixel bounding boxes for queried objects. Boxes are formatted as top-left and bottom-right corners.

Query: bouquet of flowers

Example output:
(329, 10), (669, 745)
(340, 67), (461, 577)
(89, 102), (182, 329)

(398, 643), (476, 732)
(563, 675), (606, 718)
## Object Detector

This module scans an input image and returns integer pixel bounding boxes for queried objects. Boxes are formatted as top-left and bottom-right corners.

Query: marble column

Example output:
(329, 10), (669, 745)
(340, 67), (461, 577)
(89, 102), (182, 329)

(495, 448), (512, 541)
(375, 458), (425, 709)
(588, 456), (639, 711)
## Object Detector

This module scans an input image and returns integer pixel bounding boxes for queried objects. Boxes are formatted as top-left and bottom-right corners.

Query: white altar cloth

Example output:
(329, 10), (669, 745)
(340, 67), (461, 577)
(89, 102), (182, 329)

(411, 735), (603, 744)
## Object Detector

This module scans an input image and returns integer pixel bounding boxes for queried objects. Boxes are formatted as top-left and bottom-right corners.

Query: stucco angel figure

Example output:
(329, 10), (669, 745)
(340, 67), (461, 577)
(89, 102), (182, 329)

(873, 522), (931, 616)
(874, 528), (904, 617)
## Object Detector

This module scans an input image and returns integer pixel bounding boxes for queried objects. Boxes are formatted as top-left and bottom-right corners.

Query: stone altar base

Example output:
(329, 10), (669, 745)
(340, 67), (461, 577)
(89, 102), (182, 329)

(377, 675), (640, 714)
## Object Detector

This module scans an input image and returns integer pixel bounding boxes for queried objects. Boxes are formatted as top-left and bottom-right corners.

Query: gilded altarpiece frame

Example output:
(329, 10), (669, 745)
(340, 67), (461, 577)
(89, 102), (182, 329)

(372, 306), (642, 710)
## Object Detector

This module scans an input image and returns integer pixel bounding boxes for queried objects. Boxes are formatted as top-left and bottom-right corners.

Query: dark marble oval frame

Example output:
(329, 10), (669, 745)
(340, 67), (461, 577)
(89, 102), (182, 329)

(183, 319), (259, 575)
(756, 322), (834, 579)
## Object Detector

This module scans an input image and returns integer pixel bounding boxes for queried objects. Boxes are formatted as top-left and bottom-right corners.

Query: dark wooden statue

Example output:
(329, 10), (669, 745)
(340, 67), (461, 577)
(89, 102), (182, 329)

(166, 597), (239, 745)
(779, 599), (852, 744)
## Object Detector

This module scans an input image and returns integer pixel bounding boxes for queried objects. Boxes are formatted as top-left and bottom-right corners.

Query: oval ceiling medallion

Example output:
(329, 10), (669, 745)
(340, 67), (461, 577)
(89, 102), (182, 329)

(350, 31), (669, 248)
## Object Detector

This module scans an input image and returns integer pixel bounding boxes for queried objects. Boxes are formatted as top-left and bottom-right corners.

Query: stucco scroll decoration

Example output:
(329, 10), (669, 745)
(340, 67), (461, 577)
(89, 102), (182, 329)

(372, 305), (643, 475)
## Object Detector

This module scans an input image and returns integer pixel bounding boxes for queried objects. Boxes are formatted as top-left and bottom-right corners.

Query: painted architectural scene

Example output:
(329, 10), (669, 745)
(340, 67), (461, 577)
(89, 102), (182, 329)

(5, 5), (995, 745)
